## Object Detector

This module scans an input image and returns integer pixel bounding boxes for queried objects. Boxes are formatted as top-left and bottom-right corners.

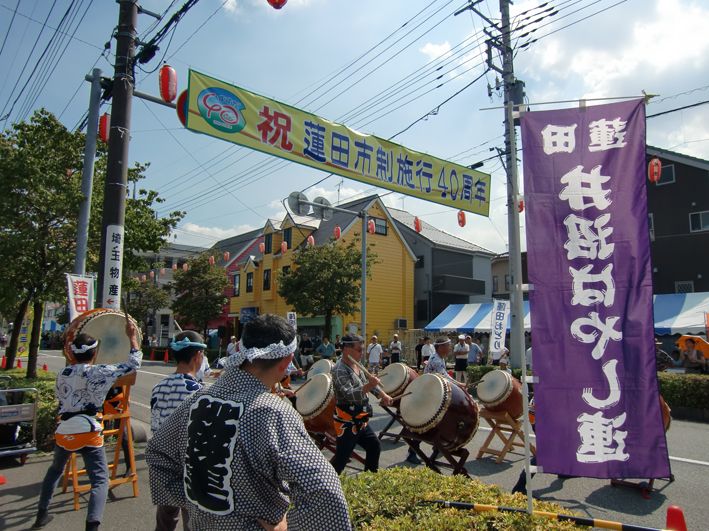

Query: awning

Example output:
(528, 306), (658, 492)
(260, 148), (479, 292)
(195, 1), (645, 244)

(653, 292), (709, 335)
(424, 293), (709, 336)
(425, 301), (531, 333)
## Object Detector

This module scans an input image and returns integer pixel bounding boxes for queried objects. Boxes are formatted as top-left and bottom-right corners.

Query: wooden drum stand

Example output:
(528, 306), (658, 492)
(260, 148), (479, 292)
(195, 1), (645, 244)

(61, 372), (139, 510)
(475, 408), (536, 464)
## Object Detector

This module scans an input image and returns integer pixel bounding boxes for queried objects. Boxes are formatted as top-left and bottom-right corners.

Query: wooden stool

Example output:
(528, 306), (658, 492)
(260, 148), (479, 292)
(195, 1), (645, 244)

(400, 428), (471, 478)
(61, 373), (139, 510)
(476, 408), (536, 464)
(308, 430), (367, 467)
(378, 404), (405, 442)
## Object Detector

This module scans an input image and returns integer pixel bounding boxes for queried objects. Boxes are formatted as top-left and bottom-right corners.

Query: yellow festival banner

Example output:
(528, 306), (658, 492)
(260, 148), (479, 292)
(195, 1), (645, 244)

(17, 305), (40, 357)
(185, 70), (491, 217)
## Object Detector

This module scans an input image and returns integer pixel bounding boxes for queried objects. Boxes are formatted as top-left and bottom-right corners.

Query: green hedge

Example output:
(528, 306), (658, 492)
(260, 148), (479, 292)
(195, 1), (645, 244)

(3, 367), (58, 451)
(658, 372), (709, 410)
(342, 468), (584, 530)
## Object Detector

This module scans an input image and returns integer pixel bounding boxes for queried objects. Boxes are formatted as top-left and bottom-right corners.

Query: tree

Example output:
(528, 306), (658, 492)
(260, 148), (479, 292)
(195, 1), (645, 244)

(276, 236), (378, 339)
(0, 109), (184, 377)
(126, 281), (171, 336)
(170, 252), (230, 335)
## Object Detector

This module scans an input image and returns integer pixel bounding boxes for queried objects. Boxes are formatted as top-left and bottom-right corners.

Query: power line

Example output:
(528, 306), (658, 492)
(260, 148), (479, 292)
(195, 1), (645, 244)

(647, 99), (709, 119)
(0, 0), (21, 60)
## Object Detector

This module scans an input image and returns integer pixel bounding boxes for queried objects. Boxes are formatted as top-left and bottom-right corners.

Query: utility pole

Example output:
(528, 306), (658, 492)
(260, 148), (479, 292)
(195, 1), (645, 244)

(96, 0), (138, 309)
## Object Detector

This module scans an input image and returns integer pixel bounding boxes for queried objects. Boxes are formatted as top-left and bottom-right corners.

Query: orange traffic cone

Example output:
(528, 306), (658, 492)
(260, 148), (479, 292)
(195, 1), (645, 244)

(0, 474), (6, 485)
(1, 355), (5, 368)
(17, 359), (22, 369)
(666, 505), (687, 531)
(164, 350), (169, 362)
(43, 364), (48, 371)
(150, 349), (155, 361)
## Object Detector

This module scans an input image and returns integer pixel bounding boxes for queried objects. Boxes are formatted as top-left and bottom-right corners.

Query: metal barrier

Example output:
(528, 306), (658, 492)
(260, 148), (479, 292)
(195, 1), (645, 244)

(0, 375), (39, 463)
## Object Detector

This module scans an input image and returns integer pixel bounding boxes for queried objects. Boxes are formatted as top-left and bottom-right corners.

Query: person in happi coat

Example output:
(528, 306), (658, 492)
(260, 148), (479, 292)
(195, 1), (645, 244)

(145, 314), (351, 531)
(33, 323), (142, 531)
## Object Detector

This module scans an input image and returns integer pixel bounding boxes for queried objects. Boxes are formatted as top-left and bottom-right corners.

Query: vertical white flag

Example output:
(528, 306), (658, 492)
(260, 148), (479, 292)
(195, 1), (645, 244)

(489, 299), (510, 360)
(66, 273), (95, 321)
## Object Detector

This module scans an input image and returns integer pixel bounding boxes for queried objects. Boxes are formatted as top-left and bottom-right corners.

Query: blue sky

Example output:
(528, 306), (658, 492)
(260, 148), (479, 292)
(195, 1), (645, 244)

(1, 0), (708, 253)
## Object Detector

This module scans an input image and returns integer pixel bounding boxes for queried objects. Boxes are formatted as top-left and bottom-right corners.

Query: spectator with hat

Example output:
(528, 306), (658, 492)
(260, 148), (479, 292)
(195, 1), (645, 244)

(453, 334), (469, 384)
(226, 335), (238, 357)
(654, 338), (672, 372)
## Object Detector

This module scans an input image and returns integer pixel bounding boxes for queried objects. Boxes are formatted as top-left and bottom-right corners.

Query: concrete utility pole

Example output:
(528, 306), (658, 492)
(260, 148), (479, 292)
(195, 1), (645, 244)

(96, 0), (138, 308)
(74, 68), (102, 276)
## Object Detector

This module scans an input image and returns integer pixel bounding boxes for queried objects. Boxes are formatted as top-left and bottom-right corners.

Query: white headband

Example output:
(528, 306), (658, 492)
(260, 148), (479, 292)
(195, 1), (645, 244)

(71, 340), (99, 354)
(228, 336), (298, 367)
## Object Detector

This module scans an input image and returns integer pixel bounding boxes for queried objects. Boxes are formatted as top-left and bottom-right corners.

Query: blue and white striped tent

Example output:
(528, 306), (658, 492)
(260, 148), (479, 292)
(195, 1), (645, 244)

(425, 293), (709, 336)
(425, 301), (531, 333)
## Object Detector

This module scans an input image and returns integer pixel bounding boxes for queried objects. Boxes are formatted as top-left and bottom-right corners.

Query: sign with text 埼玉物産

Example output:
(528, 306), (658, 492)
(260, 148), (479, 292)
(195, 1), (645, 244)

(185, 70), (491, 217)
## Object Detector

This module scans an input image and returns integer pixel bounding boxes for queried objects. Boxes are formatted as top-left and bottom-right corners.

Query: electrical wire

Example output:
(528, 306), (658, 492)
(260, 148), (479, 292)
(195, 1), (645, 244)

(0, 0), (21, 60)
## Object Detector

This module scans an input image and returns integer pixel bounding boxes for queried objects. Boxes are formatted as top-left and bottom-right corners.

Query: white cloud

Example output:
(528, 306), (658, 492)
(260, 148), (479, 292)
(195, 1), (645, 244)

(175, 222), (258, 247)
(420, 42), (452, 63)
(224, 0), (238, 13)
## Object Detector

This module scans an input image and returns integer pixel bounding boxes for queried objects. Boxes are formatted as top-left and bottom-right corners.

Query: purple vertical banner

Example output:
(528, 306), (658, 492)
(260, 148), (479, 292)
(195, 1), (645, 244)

(521, 99), (670, 479)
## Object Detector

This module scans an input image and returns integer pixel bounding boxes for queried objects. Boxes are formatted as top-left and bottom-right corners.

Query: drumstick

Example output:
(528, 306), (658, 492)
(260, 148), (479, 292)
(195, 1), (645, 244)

(392, 391), (413, 401)
(295, 376), (314, 395)
(346, 354), (372, 379)
(121, 296), (130, 328)
(466, 379), (483, 388)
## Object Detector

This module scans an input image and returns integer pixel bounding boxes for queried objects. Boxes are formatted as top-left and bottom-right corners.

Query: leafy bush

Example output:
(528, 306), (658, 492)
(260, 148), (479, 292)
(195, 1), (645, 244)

(341, 467), (584, 530)
(3, 367), (58, 451)
(658, 372), (709, 409)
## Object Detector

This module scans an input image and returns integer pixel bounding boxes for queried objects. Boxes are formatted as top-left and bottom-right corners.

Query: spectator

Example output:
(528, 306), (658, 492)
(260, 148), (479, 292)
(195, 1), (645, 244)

(654, 338), (672, 372)
(226, 335), (238, 357)
(525, 338), (533, 372)
(299, 333), (314, 371)
(453, 334), (469, 384)
(415, 337), (425, 371)
(366, 336), (383, 374)
(467, 335), (482, 369)
(499, 355), (512, 375)
(421, 337), (434, 366)
(334, 334), (343, 358)
(389, 334), (402, 364)
(671, 349), (683, 367)
(680, 338), (706, 374)
(316, 336), (336, 360)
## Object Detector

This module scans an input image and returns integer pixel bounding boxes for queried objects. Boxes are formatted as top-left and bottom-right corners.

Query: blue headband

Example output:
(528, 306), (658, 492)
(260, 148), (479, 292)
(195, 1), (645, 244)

(170, 336), (207, 351)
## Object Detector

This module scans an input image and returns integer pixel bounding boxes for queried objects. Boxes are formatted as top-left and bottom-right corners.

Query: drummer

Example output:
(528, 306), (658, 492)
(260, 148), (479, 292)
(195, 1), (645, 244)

(424, 336), (467, 390)
(331, 332), (394, 474)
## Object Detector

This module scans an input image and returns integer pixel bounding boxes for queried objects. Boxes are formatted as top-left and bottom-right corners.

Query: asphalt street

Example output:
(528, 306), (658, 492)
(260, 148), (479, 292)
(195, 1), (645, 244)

(0, 350), (706, 530)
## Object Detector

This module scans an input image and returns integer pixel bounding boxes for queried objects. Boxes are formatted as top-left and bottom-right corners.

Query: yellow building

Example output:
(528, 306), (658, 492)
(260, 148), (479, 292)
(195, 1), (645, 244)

(228, 195), (415, 340)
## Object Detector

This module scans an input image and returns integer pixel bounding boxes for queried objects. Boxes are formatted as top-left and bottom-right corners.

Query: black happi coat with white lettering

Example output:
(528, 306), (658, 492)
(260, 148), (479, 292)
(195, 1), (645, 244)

(146, 362), (351, 531)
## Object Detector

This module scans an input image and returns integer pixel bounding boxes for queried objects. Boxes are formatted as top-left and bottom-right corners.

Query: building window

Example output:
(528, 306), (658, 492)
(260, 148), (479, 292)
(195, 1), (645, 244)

(648, 213), (654, 241)
(372, 217), (388, 235)
(264, 233), (272, 254)
(162, 285), (172, 296)
(234, 274), (240, 296)
(493, 276), (498, 292)
(283, 228), (292, 249)
(282, 265), (291, 275)
(675, 281), (694, 294)
(246, 272), (253, 293)
(416, 300), (428, 321)
(415, 255), (424, 269)
(690, 211), (709, 233)
(263, 269), (271, 291)
(504, 275), (510, 292)
(656, 164), (675, 185)
(164, 257), (173, 268)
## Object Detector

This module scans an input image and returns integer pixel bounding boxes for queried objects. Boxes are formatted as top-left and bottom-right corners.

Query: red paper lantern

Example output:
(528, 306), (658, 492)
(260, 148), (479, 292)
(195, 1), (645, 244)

(160, 268), (165, 276)
(267, 0), (287, 8)
(183, 263), (188, 271)
(209, 255), (215, 265)
(648, 157), (662, 183)
(159, 64), (177, 103)
(414, 217), (422, 233)
(99, 113), (110, 142)
(149, 270), (155, 279)
(518, 200), (524, 213)
(224, 252), (230, 261)
(172, 264), (177, 272)
(368, 219), (375, 234)
(141, 275), (147, 282)
(176, 90), (188, 128)
(307, 235), (315, 247)
(259, 242), (265, 253)
(334, 226), (341, 239)
(281, 241), (288, 253)
(457, 211), (466, 227)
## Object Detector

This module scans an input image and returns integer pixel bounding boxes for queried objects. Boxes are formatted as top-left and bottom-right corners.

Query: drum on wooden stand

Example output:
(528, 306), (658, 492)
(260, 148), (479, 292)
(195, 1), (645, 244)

(63, 308), (142, 365)
(477, 370), (523, 419)
(378, 362), (417, 397)
(307, 359), (334, 380)
(296, 373), (335, 436)
(399, 373), (479, 451)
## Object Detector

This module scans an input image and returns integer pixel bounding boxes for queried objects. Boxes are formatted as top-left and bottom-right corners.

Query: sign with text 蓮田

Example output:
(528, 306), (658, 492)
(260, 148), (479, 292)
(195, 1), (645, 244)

(185, 70), (491, 217)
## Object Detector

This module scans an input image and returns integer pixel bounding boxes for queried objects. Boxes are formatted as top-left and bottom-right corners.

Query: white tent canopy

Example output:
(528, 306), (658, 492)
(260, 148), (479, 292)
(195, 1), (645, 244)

(424, 293), (709, 336)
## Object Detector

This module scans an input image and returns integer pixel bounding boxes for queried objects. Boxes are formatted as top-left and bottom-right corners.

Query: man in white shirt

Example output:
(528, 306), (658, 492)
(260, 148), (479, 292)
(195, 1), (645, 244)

(421, 337), (434, 365)
(389, 334), (402, 364)
(453, 334), (469, 383)
(366, 336), (383, 373)
(226, 335), (238, 357)
(525, 346), (533, 372)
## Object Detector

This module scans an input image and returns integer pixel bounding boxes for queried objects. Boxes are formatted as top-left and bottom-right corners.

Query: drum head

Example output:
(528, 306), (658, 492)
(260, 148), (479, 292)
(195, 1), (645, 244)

(477, 370), (512, 406)
(400, 374), (448, 430)
(307, 359), (334, 380)
(75, 310), (140, 366)
(378, 363), (408, 395)
(296, 373), (333, 418)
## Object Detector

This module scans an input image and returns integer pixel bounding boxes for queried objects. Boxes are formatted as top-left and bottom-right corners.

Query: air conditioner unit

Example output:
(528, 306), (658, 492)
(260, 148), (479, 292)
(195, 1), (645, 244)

(395, 318), (408, 329)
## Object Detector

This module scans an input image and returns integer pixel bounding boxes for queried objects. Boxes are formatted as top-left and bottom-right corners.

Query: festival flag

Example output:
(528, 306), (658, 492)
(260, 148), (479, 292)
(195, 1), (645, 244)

(521, 99), (670, 479)
(67, 273), (95, 322)
(489, 299), (510, 363)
